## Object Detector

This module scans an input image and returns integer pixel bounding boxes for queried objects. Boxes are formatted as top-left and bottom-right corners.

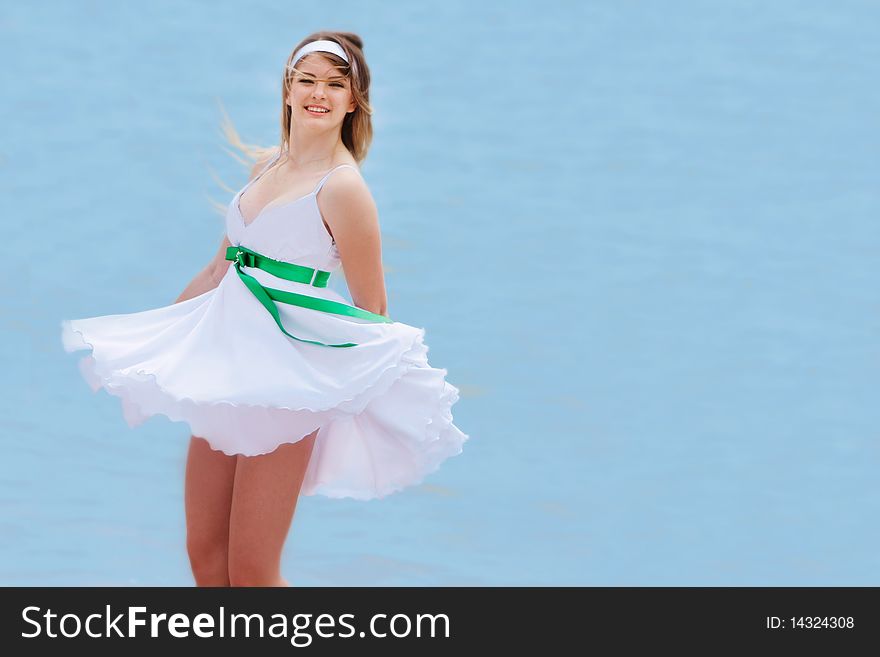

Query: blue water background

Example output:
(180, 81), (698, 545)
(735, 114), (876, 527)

(1, 0), (877, 585)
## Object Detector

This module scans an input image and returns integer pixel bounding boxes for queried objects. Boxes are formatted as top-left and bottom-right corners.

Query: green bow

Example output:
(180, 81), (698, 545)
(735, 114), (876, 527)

(224, 245), (392, 348)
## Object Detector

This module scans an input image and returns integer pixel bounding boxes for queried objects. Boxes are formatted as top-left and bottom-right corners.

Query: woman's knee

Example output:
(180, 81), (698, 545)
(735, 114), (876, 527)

(187, 535), (229, 585)
(227, 552), (281, 587)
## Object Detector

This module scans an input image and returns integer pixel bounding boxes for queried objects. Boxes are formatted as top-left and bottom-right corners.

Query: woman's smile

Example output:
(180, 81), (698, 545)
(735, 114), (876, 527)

(305, 105), (331, 116)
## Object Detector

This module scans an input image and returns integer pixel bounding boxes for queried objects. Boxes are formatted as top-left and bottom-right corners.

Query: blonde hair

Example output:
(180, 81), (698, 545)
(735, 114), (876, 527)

(209, 31), (373, 216)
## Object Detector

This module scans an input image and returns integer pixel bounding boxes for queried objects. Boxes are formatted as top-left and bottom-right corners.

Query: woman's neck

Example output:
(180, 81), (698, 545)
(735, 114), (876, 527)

(285, 133), (346, 169)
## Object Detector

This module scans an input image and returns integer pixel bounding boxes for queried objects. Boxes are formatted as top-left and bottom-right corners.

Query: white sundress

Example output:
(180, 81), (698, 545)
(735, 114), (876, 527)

(60, 149), (469, 500)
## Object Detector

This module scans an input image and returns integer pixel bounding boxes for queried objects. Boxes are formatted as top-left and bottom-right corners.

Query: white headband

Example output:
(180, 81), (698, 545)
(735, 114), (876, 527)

(288, 39), (354, 75)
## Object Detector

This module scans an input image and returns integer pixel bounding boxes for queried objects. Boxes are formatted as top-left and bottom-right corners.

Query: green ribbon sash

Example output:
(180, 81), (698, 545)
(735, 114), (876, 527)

(225, 245), (392, 348)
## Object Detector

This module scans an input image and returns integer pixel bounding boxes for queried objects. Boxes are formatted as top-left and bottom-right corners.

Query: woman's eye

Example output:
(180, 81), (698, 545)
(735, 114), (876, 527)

(298, 78), (345, 88)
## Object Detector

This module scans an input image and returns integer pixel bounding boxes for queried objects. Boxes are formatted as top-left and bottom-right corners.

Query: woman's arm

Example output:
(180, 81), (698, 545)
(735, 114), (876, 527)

(174, 234), (232, 303)
(319, 169), (389, 318)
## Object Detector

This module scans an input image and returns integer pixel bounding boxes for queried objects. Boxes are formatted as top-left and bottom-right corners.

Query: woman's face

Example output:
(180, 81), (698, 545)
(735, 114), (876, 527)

(286, 54), (356, 128)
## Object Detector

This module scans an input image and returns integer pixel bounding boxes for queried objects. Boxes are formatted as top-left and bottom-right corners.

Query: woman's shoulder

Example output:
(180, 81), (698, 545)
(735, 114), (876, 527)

(265, 145), (283, 162)
(324, 160), (368, 194)
(248, 146), (283, 179)
(331, 158), (362, 174)
(317, 161), (375, 217)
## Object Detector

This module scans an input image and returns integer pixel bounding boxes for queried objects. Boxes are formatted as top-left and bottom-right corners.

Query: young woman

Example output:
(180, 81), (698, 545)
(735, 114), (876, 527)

(60, 31), (469, 587)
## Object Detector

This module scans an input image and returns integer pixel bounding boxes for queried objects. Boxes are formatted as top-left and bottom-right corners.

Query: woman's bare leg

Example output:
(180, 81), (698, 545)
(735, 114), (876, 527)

(184, 435), (238, 586)
(227, 429), (318, 587)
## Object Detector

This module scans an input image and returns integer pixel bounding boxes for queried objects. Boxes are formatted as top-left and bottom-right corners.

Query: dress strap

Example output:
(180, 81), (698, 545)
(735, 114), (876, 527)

(242, 148), (284, 192)
(311, 164), (359, 196)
